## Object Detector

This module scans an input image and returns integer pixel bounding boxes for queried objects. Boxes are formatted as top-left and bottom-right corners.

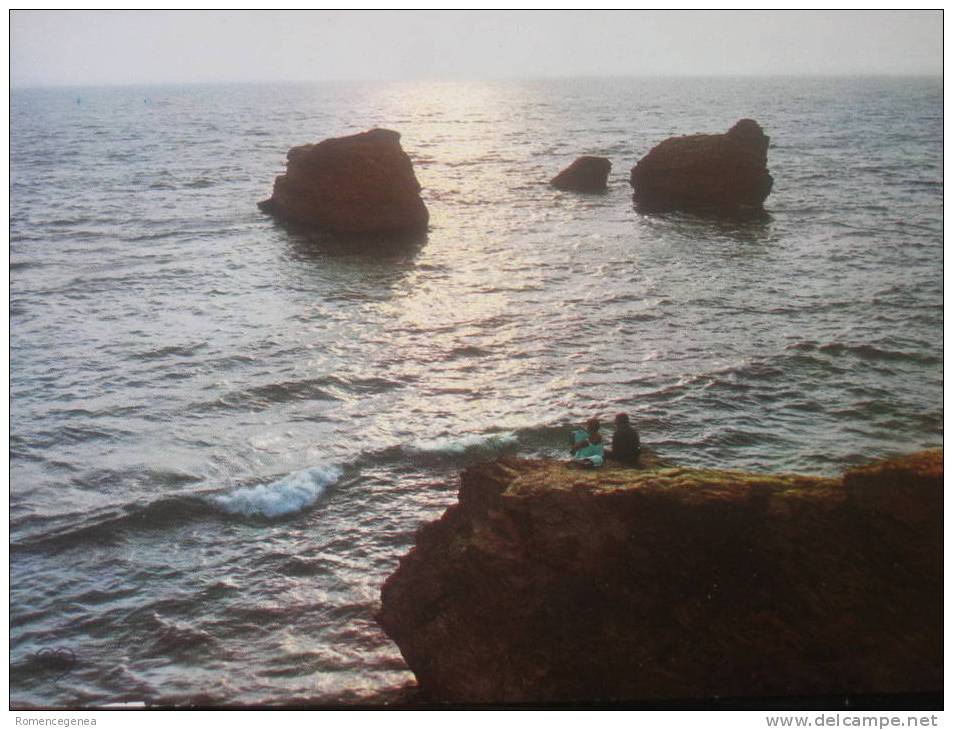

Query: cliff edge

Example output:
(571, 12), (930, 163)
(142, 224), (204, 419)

(378, 451), (942, 704)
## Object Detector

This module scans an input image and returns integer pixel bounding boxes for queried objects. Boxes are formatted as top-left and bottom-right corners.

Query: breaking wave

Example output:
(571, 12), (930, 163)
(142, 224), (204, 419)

(208, 466), (343, 518)
(405, 432), (519, 457)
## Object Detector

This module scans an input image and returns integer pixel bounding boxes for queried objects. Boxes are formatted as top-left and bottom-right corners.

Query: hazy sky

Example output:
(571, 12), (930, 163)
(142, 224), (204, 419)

(11, 10), (943, 88)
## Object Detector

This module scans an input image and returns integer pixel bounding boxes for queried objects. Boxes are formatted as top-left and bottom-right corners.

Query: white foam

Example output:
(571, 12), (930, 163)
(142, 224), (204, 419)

(210, 465), (342, 518)
(407, 432), (518, 456)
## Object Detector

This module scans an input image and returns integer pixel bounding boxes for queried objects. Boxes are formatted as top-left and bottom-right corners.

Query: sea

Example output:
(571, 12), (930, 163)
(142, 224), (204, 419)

(10, 76), (943, 706)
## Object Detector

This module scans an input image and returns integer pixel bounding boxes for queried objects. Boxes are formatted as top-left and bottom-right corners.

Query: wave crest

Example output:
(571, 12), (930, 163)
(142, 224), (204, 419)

(406, 432), (518, 457)
(209, 466), (342, 518)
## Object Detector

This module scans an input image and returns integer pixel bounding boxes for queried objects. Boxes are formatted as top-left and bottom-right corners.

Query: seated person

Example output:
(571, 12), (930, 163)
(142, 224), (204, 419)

(608, 412), (640, 466)
(570, 417), (605, 467)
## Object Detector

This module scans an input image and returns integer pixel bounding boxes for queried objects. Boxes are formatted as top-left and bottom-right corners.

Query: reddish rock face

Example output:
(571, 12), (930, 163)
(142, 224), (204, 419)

(378, 451), (942, 704)
(259, 128), (429, 234)
(630, 119), (773, 213)
(551, 156), (612, 192)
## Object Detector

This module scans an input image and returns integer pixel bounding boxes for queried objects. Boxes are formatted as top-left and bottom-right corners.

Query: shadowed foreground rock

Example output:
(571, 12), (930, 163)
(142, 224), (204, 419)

(378, 451), (941, 704)
(630, 119), (773, 213)
(259, 128), (429, 234)
(551, 156), (612, 192)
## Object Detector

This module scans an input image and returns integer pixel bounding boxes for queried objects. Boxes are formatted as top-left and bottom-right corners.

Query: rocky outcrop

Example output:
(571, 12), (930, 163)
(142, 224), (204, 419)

(378, 451), (942, 704)
(259, 128), (429, 234)
(551, 156), (612, 192)
(630, 119), (773, 213)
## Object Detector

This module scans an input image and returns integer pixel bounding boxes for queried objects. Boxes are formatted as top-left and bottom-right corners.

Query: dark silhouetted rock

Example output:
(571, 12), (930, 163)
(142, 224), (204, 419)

(378, 451), (941, 703)
(551, 156), (612, 192)
(630, 119), (773, 213)
(259, 128), (429, 234)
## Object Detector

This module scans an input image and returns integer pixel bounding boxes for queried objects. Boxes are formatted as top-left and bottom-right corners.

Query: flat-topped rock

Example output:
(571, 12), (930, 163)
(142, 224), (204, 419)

(378, 451), (942, 703)
(259, 128), (429, 234)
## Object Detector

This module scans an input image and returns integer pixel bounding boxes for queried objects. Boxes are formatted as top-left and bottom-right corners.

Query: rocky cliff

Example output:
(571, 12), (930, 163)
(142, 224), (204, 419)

(378, 451), (942, 704)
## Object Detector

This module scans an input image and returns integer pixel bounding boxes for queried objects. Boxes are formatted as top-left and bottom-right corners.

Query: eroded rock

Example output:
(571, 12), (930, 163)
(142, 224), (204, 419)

(259, 128), (429, 234)
(551, 156), (612, 192)
(378, 451), (942, 703)
(630, 119), (773, 213)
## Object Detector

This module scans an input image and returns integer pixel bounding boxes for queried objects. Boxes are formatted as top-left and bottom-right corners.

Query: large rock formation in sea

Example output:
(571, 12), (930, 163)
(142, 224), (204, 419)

(630, 119), (773, 213)
(258, 128), (429, 234)
(378, 451), (942, 704)
(551, 156), (612, 192)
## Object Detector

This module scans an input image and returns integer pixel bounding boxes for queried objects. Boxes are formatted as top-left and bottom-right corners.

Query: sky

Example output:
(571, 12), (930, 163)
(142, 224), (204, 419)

(10, 10), (943, 88)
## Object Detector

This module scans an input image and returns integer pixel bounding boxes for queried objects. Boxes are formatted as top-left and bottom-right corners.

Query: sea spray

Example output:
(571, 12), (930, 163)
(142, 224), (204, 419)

(210, 466), (343, 518)
(406, 432), (519, 457)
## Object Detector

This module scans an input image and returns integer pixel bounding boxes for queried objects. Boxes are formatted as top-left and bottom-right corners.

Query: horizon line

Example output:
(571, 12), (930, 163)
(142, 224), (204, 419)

(10, 71), (943, 91)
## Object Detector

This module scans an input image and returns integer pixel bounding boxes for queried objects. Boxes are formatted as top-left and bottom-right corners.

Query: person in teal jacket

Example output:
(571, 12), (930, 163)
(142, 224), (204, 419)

(569, 417), (605, 467)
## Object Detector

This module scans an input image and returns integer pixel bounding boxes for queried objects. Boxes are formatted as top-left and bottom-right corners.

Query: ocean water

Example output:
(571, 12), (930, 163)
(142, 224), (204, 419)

(10, 77), (942, 706)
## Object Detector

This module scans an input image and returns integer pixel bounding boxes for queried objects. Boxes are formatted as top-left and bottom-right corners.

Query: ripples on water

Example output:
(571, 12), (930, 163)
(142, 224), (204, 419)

(10, 77), (942, 705)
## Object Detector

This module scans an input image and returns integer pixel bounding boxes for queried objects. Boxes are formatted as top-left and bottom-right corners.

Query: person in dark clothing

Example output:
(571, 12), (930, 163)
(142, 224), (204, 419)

(608, 412), (640, 466)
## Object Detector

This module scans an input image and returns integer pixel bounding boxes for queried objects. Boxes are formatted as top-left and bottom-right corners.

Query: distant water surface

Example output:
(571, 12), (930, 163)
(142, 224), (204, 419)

(10, 77), (942, 705)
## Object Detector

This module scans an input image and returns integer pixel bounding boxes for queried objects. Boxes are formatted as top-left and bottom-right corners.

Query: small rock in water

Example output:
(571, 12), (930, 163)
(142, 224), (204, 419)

(551, 156), (612, 192)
